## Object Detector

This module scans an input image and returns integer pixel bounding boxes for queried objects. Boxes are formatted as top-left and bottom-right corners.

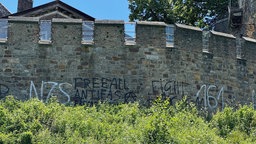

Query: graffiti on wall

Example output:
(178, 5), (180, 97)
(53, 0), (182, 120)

(148, 79), (226, 110)
(193, 85), (224, 110)
(74, 77), (137, 105)
(29, 81), (72, 104)
(0, 84), (9, 98)
(1, 78), (256, 111)
(150, 80), (190, 96)
(0, 77), (138, 105)
(148, 79), (190, 104)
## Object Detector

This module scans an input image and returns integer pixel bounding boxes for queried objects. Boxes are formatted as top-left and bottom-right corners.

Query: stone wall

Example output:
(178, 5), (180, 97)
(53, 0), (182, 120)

(240, 0), (256, 38)
(1, 17), (256, 110)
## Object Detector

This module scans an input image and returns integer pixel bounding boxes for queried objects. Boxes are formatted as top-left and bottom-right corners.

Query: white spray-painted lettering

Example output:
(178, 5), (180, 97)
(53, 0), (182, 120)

(30, 81), (39, 99)
(29, 81), (72, 103)
(195, 85), (224, 110)
(43, 82), (58, 102)
(59, 82), (71, 103)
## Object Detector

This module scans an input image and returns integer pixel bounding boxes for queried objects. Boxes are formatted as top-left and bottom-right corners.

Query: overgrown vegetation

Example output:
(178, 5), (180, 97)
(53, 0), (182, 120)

(0, 96), (256, 143)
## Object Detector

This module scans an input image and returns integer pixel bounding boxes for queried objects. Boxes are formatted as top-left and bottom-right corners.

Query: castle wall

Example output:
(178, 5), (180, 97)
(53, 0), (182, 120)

(1, 17), (256, 109)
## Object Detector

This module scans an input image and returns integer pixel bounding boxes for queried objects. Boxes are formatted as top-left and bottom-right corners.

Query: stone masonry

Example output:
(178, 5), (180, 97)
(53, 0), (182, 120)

(1, 17), (256, 110)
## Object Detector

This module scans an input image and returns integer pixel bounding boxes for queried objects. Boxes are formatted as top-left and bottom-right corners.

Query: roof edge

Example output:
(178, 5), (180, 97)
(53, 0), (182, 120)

(3, 0), (95, 20)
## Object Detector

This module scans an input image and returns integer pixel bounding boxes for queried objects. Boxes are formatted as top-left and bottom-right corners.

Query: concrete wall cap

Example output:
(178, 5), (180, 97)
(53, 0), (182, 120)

(175, 23), (202, 31)
(136, 21), (167, 26)
(8, 16), (39, 22)
(211, 30), (236, 39)
(95, 20), (124, 24)
(243, 37), (256, 43)
(52, 18), (82, 23)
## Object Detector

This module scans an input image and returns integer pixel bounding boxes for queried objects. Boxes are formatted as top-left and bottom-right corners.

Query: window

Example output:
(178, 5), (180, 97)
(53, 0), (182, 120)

(82, 21), (94, 44)
(39, 20), (52, 44)
(0, 19), (8, 41)
(166, 25), (174, 47)
(125, 22), (136, 45)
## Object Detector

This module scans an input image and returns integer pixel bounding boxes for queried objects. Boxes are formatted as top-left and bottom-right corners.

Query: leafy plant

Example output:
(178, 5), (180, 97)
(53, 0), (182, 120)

(0, 95), (256, 143)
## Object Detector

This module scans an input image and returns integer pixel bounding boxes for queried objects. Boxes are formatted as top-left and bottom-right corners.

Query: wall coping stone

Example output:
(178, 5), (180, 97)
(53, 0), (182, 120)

(211, 30), (236, 39)
(0, 38), (7, 43)
(38, 40), (52, 45)
(137, 21), (167, 26)
(8, 16), (39, 22)
(243, 36), (256, 43)
(52, 18), (82, 24)
(95, 20), (124, 24)
(175, 23), (202, 31)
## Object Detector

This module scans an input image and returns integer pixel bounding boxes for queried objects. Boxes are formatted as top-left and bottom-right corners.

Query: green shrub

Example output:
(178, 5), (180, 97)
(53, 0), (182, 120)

(0, 96), (256, 143)
(234, 105), (256, 135)
(20, 132), (33, 144)
(210, 107), (237, 137)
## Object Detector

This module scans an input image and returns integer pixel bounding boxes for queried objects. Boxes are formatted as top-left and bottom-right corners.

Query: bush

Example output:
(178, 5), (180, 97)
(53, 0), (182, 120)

(20, 132), (33, 144)
(210, 105), (256, 143)
(0, 96), (256, 143)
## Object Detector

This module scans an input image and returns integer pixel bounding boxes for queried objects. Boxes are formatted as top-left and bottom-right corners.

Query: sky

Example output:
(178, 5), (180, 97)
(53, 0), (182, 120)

(1, 0), (130, 21)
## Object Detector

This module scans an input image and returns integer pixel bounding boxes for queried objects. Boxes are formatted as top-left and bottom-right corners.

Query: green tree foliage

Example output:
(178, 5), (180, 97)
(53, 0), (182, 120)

(128, 0), (238, 25)
(1, 96), (256, 143)
(128, 0), (175, 23)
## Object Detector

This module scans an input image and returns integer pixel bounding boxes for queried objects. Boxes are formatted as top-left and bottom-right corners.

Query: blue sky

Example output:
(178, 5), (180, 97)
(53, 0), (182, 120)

(1, 0), (130, 21)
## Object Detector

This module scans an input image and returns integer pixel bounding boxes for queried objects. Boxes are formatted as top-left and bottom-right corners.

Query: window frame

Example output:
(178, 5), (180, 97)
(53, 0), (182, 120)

(166, 24), (174, 47)
(39, 20), (52, 44)
(81, 21), (94, 45)
(0, 19), (8, 43)
(125, 22), (136, 45)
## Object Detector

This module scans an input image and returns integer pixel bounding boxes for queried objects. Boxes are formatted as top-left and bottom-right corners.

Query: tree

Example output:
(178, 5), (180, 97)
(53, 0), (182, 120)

(128, 0), (237, 26)
(128, 0), (175, 23)
(172, 0), (202, 25)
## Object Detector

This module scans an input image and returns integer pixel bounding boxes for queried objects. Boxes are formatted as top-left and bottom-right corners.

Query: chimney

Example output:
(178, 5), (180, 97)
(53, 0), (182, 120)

(17, 0), (33, 12)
